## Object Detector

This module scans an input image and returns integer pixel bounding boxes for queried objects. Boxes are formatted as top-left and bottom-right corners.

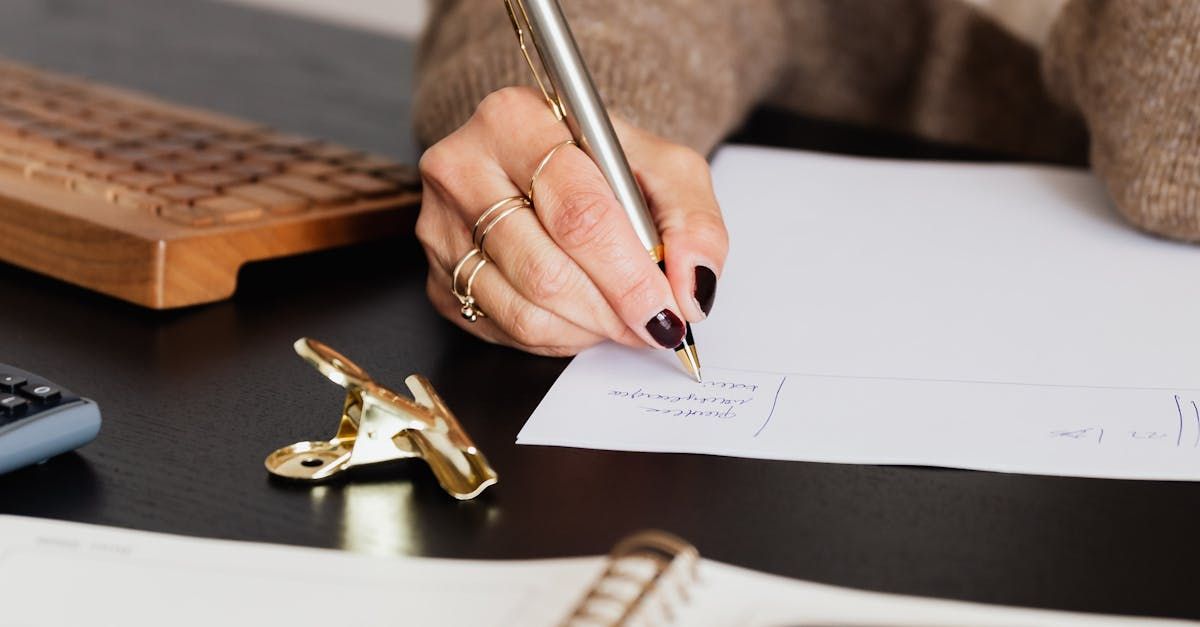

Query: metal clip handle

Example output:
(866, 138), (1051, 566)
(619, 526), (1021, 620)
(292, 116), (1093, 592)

(264, 338), (498, 500)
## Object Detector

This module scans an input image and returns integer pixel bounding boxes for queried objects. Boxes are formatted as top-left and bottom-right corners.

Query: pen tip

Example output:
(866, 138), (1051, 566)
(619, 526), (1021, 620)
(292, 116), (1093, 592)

(675, 342), (703, 383)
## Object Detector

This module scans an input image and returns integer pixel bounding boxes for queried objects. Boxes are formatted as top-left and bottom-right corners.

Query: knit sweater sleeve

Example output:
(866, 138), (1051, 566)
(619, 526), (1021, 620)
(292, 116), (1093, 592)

(412, 0), (788, 154)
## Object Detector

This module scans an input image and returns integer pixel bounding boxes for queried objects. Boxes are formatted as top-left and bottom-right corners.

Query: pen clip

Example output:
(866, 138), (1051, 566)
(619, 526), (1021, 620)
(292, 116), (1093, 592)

(503, 0), (565, 121)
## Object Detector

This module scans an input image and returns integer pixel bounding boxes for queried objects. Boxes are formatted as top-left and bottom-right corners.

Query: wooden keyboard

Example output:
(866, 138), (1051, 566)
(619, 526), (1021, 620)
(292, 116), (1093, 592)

(0, 58), (421, 308)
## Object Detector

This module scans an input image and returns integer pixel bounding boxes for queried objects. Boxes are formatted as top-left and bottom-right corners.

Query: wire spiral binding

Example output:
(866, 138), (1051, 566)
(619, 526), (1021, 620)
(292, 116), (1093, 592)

(562, 530), (701, 627)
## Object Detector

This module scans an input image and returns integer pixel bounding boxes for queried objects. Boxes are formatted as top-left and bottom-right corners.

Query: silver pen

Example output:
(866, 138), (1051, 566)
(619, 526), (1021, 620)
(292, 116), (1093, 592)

(504, 0), (703, 382)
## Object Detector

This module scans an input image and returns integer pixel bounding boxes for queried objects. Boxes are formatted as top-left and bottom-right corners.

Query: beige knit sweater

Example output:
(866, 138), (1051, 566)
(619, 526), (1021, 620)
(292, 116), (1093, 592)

(414, 0), (1200, 243)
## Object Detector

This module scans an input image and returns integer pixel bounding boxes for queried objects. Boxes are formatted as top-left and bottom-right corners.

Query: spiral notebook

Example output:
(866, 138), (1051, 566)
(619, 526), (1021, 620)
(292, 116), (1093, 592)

(0, 515), (1183, 626)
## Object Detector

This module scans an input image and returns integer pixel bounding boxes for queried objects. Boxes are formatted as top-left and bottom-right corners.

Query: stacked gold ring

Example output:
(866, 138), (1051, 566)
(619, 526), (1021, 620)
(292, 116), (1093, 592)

(472, 195), (531, 261)
(451, 248), (488, 322)
(448, 139), (577, 324)
(528, 139), (575, 202)
(476, 199), (531, 261)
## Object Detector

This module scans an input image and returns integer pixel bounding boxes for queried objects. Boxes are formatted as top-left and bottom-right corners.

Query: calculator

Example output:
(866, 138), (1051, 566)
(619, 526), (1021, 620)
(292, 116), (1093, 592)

(0, 364), (101, 475)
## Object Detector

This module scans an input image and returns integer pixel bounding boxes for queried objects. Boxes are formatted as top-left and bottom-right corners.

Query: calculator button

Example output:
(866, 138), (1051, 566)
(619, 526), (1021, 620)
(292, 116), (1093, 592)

(0, 374), (27, 392)
(0, 395), (28, 417)
(21, 384), (61, 403)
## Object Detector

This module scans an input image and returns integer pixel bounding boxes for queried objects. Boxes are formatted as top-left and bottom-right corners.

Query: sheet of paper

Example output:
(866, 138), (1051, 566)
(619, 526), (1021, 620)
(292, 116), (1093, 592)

(519, 145), (1200, 480)
(0, 516), (591, 626)
(0, 515), (1182, 626)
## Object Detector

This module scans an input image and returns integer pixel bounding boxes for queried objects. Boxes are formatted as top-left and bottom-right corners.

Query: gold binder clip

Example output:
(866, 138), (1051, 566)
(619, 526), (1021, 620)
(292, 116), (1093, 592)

(503, 0), (565, 120)
(264, 338), (498, 500)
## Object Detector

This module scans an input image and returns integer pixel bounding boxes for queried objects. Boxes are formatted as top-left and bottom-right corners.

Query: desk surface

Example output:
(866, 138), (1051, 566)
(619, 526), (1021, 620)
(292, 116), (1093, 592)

(1, 0), (1198, 621)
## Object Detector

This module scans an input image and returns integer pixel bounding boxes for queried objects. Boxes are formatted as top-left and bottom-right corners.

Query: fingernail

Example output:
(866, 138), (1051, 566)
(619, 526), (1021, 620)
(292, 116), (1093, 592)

(693, 266), (717, 316)
(645, 309), (686, 348)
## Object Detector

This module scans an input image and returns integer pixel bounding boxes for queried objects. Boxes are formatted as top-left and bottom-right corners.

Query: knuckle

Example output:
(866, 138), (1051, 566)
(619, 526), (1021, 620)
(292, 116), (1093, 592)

(617, 327), (644, 347)
(520, 252), (574, 302)
(509, 303), (555, 347)
(414, 209), (456, 270)
(686, 211), (729, 249)
(662, 144), (709, 177)
(417, 142), (459, 190)
(413, 207), (437, 248)
(475, 86), (539, 128)
(616, 271), (659, 313)
(549, 187), (616, 249)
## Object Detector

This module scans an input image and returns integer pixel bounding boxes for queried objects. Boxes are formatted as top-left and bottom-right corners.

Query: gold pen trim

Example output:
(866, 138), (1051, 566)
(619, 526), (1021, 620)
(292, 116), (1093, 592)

(675, 343), (702, 383)
(503, 0), (565, 121)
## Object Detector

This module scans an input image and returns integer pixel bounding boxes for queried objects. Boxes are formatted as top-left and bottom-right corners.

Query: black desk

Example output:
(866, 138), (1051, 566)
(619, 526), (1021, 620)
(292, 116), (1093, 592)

(1, 0), (1197, 620)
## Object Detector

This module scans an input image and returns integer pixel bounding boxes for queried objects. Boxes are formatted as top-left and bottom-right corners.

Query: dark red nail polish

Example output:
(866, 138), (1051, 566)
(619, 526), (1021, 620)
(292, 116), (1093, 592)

(645, 309), (685, 348)
(693, 266), (717, 316)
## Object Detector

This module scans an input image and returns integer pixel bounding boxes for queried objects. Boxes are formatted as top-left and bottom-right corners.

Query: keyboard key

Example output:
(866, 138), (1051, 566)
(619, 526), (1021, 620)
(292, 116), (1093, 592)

(327, 173), (396, 198)
(258, 133), (319, 153)
(343, 154), (396, 172)
(113, 170), (172, 191)
(173, 127), (225, 145)
(138, 156), (204, 177)
(153, 183), (215, 205)
(157, 203), (217, 227)
(196, 196), (263, 224)
(0, 152), (24, 173)
(0, 395), (28, 417)
(175, 110), (263, 136)
(304, 143), (360, 162)
(262, 175), (352, 205)
(214, 138), (259, 156)
(146, 138), (201, 154)
(0, 132), (32, 155)
(59, 134), (116, 157)
(13, 139), (70, 165)
(287, 159), (341, 178)
(115, 124), (169, 143)
(20, 122), (75, 146)
(227, 183), (309, 215)
(72, 176), (118, 201)
(188, 149), (238, 168)
(107, 146), (169, 165)
(67, 159), (133, 180)
(0, 111), (33, 136)
(222, 161), (277, 180)
(0, 374), (27, 392)
(243, 151), (294, 169)
(182, 170), (248, 190)
(109, 188), (162, 211)
(21, 384), (60, 403)
(26, 164), (76, 188)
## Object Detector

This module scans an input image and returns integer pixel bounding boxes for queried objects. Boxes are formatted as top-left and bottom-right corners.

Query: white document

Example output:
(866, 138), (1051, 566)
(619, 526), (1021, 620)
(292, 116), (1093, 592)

(0, 515), (1185, 626)
(519, 146), (1200, 480)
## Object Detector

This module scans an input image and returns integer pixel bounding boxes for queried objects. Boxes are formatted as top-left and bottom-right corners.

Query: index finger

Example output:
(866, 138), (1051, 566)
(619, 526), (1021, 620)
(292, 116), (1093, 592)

(480, 88), (688, 349)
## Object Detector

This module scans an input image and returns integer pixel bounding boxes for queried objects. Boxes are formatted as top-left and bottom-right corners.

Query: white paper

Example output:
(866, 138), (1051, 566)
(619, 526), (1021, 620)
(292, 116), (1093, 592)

(0, 515), (1183, 626)
(519, 146), (1200, 480)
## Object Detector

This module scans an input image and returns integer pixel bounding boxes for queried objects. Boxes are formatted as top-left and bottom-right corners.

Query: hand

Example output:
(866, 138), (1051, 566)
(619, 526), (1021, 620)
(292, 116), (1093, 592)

(416, 87), (728, 356)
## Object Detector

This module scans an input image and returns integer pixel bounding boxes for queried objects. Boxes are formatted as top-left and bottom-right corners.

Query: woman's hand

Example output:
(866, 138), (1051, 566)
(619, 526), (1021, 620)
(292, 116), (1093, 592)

(416, 87), (728, 356)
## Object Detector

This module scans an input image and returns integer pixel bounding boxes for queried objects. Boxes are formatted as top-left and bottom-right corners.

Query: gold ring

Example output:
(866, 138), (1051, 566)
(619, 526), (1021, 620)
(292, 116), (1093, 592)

(528, 139), (575, 203)
(472, 195), (528, 246)
(478, 198), (531, 261)
(450, 248), (489, 323)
